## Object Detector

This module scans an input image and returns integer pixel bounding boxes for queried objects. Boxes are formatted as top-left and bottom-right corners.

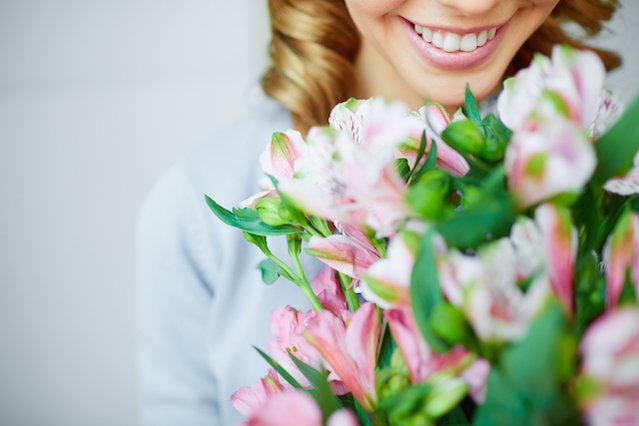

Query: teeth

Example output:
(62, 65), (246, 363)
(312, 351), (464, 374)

(413, 24), (499, 53)
(477, 30), (488, 46)
(460, 33), (477, 52)
(443, 33), (460, 52)
(432, 31), (444, 49)
(422, 27), (433, 42)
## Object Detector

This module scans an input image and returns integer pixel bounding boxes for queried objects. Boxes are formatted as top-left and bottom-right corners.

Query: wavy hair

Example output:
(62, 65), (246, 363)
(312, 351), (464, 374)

(261, 0), (620, 131)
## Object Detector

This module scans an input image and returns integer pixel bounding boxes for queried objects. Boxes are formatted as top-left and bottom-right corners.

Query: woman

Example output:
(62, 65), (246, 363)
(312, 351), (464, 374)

(136, 0), (619, 424)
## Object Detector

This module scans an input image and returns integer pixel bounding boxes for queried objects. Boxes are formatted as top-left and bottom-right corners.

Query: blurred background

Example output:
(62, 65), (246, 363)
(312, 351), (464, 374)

(0, 1), (638, 425)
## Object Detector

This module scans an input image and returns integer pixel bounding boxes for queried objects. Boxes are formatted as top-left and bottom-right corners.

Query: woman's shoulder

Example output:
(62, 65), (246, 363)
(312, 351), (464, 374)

(144, 97), (290, 211)
(136, 98), (291, 273)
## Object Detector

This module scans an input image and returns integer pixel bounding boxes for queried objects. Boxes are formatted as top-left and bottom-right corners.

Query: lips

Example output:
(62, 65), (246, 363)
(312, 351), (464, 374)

(400, 17), (509, 71)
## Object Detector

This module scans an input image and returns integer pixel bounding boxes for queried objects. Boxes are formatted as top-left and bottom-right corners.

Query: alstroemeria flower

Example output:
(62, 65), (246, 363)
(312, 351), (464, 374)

(505, 116), (596, 209)
(361, 232), (415, 308)
(280, 99), (419, 237)
(304, 302), (381, 411)
(242, 388), (359, 426)
(384, 305), (490, 402)
(579, 308), (639, 426)
(498, 45), (606, 131)
(603, 210), (639, 308)
(231, 369), (286, 418)
(439, 237), (550, 343)
(310, 266), (349, 320)
(306, 233), (380, 280)
(240, 130), (308, 208)
(266, 306), (327, 388)
(395, 104), (470, 177)
(535, 203), (577, 317)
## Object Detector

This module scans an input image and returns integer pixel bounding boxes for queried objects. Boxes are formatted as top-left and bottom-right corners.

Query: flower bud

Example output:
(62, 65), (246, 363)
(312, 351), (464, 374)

(442, 119), (485, 156)
(406, 169), (452, 221)
(430, 303), (469, 345)
(255, 197), (286, 226)
(424, 376), (468, 418)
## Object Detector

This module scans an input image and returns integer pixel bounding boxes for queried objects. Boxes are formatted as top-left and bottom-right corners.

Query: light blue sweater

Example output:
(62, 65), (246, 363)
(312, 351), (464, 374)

(136, 99), (318, 425)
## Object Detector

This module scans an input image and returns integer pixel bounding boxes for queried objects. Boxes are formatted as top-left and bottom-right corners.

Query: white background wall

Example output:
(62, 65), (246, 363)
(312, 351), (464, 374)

(1, 1), (638, 425)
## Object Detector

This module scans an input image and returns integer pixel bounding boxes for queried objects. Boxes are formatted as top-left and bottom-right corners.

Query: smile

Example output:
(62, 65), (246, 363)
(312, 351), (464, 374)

(413, 24), (498, 53)
(401, 17), (510, 70)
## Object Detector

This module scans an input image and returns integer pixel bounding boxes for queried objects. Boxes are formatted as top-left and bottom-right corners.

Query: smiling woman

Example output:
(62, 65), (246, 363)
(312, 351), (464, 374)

(263, 0), (619, 129)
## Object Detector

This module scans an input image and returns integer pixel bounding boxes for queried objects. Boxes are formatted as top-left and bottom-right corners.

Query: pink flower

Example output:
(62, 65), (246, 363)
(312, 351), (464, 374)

(505, 117), (596, 209)
(579, 308), (639, 426)
(361, 232), (415, 308)
(310, 266), (349, 319)
(231, 369), (286, 417)
(384, 306), (489, 402)
(280, 99), (417, 237)
(266, 307), (325, 387)
(244, 389), (321, 426)
(536, 203), (577, 317)
(240, 130), (308, 208)
(235, 381), (359, 426)
(439, 236), (550, 343)
(498, 45), (606, 131)
(304, 303), (381, 411)
(603, 211), (639, 309)
(306, 234), (380, 280)
(417, 103), (470, 177)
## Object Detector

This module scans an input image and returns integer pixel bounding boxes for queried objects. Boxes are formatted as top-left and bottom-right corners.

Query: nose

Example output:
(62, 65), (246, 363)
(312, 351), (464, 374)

(435, 0), (505, 16)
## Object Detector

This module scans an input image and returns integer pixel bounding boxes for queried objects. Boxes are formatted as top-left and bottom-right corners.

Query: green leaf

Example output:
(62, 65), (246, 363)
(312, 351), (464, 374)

(258, 258), (284, 285)
(411, 139), (438, 184)
(396, 158), (412, 182)
(439, 167), (514, 249)
(593, 95), (639, 184)
(573, 253), (605, 337)
(253, 346), (303, 389)
(376, 322), (397, 369)
(410, 228), (450, 353)
(472, 370), (529, 426)
(288, 353), (343, 421)
(439, 405), (470, 425)
(464, 84), (481, 124)
(618, 269), (638, 306)
(437, 198), (514, 249)
(205, 195), (300, 236)
(413, 130), (428, 172)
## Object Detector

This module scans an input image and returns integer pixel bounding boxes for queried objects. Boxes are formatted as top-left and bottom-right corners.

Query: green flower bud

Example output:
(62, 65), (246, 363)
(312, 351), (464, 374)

(442, 119), (485, 155)
(424, 377), (468, 418)
(430, 303), (470, 345)
(406, 169), (451, 221)
(255, 197), (286, 226)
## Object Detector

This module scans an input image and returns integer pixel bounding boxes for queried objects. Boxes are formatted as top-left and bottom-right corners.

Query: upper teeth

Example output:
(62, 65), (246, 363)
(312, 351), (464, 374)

(414, 24), (498, 52)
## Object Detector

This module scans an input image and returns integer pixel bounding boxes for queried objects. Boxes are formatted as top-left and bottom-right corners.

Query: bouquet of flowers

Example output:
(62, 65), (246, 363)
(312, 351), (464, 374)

(206, 45), (639, 426)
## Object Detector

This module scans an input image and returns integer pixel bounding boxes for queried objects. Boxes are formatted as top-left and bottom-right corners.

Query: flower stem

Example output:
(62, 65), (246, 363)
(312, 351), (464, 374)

(338, 272), (360, 312)
(288, 235), (324, 312)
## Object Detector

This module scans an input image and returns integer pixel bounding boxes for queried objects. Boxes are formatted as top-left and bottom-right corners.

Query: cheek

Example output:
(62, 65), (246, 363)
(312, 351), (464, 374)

(345, 0), (406, 17)
(531, 0), (561, 12)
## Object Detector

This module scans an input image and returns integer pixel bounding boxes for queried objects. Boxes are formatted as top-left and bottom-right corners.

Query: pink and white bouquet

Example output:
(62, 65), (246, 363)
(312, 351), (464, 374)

(206, 45), (639, 426)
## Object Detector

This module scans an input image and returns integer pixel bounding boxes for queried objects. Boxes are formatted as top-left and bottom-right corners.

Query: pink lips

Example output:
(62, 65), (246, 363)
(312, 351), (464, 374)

(401, 17), (509, 71)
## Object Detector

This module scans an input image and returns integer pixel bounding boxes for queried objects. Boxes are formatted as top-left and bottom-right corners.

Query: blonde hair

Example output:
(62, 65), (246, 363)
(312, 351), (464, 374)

(262, 0), (620, 132)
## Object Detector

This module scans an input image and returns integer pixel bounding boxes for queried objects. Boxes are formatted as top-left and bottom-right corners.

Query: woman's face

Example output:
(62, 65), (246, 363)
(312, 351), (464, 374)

(345, 0), (561, 110)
